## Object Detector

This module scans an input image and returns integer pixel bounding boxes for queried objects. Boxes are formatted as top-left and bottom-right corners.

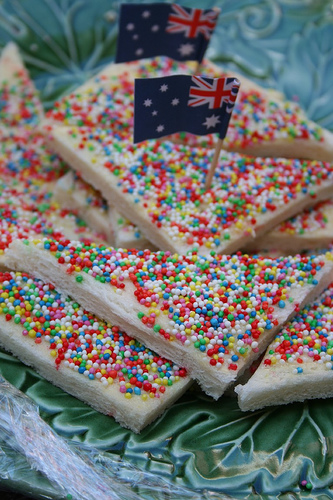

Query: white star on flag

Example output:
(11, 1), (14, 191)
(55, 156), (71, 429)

(142, 10), (151, 18)
(171, 98), (180, 106)
(203, 114), (221, 129)
(160, 84), (168, 92)
(152, 110), (158, 116)
(136, 48), (144, 56)
(126, 23), (134, 31)
(143, 99), (152, 107)
(156, 124), (165, 133)
(178, 43), (195, 57)
(151, 25), (160, 32)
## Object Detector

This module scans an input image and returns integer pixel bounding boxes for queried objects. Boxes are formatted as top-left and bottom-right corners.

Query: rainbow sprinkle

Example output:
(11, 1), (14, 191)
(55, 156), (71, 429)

(0, 68), (42, 129)
(276, 199), (333, 236)
(56, 128), (333, 255)
(263, 282), (333, 372)
(46, 56), (323, 149)
(0, 129), (68, 189)
(0, 181), (104, 255)
(28, 238), (332, 374)
(0, 271), (186, 399)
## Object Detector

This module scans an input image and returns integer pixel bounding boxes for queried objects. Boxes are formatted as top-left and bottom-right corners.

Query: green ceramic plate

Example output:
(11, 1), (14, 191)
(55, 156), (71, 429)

(1, 1), (333, 499)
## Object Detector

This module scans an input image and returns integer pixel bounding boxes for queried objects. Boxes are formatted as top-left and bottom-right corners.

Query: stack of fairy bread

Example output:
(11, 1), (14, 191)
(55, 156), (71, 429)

(2, 41), (333, 433)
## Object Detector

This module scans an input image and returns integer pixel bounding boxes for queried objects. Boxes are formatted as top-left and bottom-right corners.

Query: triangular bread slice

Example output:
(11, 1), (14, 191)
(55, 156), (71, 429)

(41, 55), (333, 254)
(0, 42), (43, 131)
(0, 179), (106, 271)
(5, 238), (333, 399)
(53, 171), (114, 243)
(40, 125), (333, 256)
(0, 270), (191, 432)
(54, 170), (155, 250)
(0, 49), (105, 255)
(109, 206), (156, 251)
(247, 199), (333, 254)
(42, 55), (333, 162)
(235, 283), (333, 410)
(195, 59), (333, 163)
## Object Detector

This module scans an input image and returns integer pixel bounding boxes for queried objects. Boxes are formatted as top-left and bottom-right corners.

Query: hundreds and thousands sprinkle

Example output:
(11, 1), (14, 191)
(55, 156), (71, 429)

(0, 183), (100, 255)
(55, 129), (333, 254)
(0, 129), (68, 189)
(0, 271), (186, 399)
(0, 68), (42, 129)
(32, 238), (330, 373)
(0, 130), (106, 252)
(276, 199), (333, 235)
(46, 56), (323, 149)
(263, 283), (333, 373)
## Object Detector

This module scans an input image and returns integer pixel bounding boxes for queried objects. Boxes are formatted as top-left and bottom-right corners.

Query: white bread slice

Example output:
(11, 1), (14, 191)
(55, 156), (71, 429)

(247, 199), (333, 254)
(54, 170), (155, 250)
(109, 206), (156, 251)
(235, 284), (333, 410)
(198, 60), (333, 163)
(0, 42), (44, 130)
(0, 270), (191, 432)
(0, 173), (106, 273)
(42, 56), (333, 162)
(6, 239), (333, 399)
(42, 125), (333, 256)
(53, 171), (114, 243)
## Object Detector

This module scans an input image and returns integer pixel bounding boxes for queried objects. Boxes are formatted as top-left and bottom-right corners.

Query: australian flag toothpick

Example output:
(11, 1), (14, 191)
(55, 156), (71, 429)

(134, 74), (240, 143)
(115, 3), (219, 64)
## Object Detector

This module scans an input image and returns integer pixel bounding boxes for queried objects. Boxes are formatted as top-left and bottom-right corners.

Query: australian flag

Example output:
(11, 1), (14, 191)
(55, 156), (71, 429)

(115, 3), (219, 64)
(134, 74), (240, 143)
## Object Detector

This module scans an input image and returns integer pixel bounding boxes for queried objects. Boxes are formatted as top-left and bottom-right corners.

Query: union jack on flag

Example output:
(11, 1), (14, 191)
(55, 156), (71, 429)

(188, 76), (239, 110)
(134, 74), (240, 143)
(116, 3), (220, 64)
(166, 5), (218, 40)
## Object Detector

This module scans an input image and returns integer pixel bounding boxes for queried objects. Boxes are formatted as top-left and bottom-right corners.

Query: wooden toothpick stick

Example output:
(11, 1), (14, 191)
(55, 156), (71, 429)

(205, 137), (223, 190)
(193, 60), (201, 74)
